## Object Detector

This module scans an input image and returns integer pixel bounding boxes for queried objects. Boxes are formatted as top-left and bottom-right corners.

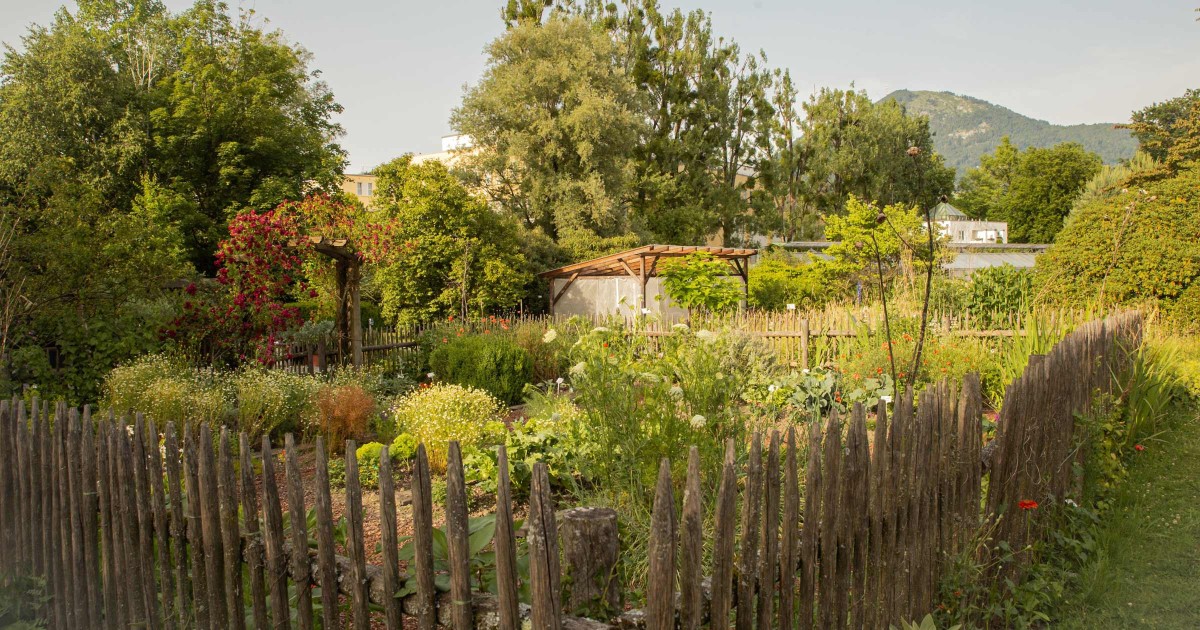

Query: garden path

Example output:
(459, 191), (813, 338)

(1059, 405), (1200, 628)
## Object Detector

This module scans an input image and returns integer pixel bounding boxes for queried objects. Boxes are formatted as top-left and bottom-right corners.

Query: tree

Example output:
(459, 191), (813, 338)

(823, 195), (936, 288)
(451, 16), (644, 259)
(795, 88), (956, 219)
(0, 0), (345, 400)
(1123, 88), (1200, 168)
(371, 157), (532, 325)
(956, 138), (1101, 242)
(579, 0), (777, 246)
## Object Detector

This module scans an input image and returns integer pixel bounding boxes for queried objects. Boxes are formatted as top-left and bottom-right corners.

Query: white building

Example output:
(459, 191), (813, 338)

(932, 202), (1008, 244)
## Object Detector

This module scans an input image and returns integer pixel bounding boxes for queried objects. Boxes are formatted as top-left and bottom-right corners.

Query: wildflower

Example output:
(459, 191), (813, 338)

(802, 368), (810, 374)
(672, 323), (690, 330)
(442, 338), (448, 343)
(689, 414), (707, 429)
(1135, 444), (1145, 452)
(602, 342), (609, 348)
(570, 362), (586, 376)
(715, 371), (725, 380)
(954, 590), (962, 598)
(696, 330), (715, 340)
(593, 326), (610, 333)
(1065, 498), (1078, 507)
(543, 329), (558, 343)
(768, 385), (777, 393)
(185, 282), (197, 295)
(1018, 500), (1038, 510)
(669, 385), (684, 399)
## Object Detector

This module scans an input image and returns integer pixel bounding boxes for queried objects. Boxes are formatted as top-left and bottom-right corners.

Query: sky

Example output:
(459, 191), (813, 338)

(2, 1), (1199, 172)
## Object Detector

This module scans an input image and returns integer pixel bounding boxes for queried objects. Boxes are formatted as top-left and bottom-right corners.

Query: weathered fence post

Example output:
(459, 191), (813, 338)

(561, 506), (621, 618)
(285, 433), (314, 630)
(679, 447), (704, 630)
(344, 440), (371, 630)
(646, 459), (676, 630)
(494, 445), (521, 630)
(528, 462), (562, 630)
(711, 439), (738, 630)
(409, 445), (437, 630)
(445, 442), (474, 630)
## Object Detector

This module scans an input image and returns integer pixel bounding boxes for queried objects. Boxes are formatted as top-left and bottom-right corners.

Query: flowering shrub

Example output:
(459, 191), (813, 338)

(103, 354), (229, 432)
(232, 368), (319, 438)
(391, 384), (505, 471)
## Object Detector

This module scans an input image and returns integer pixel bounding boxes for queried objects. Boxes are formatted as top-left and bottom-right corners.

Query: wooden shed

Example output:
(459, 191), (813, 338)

(539, 245), (756, 318)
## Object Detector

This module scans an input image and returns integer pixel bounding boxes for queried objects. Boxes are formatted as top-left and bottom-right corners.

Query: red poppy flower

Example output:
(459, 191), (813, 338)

(1135, 444), (1145, 452)
(602, 342), (609, 348)
(1018, 500), (1038, 510)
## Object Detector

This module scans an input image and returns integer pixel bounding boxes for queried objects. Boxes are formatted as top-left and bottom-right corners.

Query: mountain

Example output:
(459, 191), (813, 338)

(881, 90), (1138, 174)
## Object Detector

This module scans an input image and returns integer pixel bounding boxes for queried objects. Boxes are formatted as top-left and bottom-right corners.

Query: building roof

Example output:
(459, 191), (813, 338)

(943, 252), (1039, 272)
(539, 244), (756, 279)
(931, 202), (969, 221)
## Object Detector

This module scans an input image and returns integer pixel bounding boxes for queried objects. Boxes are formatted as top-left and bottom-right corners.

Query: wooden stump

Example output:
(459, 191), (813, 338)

(559, 507), (620, 618)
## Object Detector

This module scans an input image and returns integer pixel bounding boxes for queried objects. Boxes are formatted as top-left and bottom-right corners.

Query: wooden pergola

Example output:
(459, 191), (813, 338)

(292, 235), (363, 367)
(539, 244), (757, 315)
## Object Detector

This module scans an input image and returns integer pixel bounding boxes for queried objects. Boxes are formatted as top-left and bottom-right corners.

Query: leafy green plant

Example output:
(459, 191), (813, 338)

(659, 252), (744, 314)
(395, 514), (531, 602)
(232, 368), (318, 438)
(0, 574), (48, 628)
(966, 265), (1034, 329)
(429, 335), (533, 405)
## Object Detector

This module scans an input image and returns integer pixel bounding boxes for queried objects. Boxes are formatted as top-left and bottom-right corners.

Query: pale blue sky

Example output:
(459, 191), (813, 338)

(3, 1), (1198, 172)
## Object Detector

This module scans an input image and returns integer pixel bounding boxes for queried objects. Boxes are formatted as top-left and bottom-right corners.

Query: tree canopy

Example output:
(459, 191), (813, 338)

(955, 137), (1101, 243)
(372, 157), (531, 325)
(0, 0), (345, 400)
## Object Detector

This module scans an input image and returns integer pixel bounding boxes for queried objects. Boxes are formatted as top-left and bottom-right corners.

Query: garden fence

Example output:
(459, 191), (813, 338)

(0, 311), (1141, 629)
(268, 307), (1088, 375)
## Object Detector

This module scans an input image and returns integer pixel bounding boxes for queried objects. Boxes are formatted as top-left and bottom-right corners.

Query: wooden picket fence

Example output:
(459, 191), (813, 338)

(0, 312), (1141, 629)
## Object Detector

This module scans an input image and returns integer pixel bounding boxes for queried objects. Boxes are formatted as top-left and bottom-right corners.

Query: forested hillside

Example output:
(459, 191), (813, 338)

(883, 89), (1137, 172)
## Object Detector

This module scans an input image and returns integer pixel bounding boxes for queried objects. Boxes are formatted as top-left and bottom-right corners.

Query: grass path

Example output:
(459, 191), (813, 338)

(1059, 404), (1200, 628)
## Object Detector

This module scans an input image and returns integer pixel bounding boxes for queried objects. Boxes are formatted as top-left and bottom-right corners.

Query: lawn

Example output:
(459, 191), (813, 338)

(1059, 402), (1200, 628)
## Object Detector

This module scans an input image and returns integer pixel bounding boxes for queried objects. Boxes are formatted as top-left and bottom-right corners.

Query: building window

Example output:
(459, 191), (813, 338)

(365, 182), (373, 196)
(356, 182), (363, 196)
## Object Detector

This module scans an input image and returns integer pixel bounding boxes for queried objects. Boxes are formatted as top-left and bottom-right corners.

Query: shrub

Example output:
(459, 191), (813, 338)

(429, 335), (533, 404)
(1037, 162), (1200, 317)
(103, 354), (228, 431)
(748, 254), (839, 310)
(355, 442), (386, 489)
(314, 384), (376, 450)
(389, 432), (419, 461)
(232, 368), (318, 439)
(391, 384), (505, 471)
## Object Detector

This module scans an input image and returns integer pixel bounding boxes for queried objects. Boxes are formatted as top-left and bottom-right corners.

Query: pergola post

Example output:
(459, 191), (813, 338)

(297, 235), (364, 369)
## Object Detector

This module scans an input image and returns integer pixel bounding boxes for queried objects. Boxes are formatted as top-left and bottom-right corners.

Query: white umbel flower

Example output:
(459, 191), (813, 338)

(542, 329), (558, 343)
(689, 414), (707, 429)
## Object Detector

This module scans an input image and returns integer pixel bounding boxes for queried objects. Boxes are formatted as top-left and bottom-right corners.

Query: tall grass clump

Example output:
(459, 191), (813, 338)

(103, 354), (228, 431)
(232, 368), (319, 439)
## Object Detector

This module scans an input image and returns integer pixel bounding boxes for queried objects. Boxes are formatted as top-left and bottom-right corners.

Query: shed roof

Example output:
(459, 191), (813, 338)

(539, 244), (756, 279)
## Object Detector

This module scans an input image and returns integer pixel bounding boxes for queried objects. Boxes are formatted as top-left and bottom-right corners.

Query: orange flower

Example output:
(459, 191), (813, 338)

(1135, 444), (1145, 452)
(1018, 500), (1038, 510)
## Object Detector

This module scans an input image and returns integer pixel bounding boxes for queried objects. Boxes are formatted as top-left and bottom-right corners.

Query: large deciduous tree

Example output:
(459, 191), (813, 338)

(956, 137), (1101, 243)
(372, 157), (532, 325)
(792, 88), (956, 221)
(1122, 88), (1200, 169)
(0, 0), (345, 400)
(451, 15), (644, 260)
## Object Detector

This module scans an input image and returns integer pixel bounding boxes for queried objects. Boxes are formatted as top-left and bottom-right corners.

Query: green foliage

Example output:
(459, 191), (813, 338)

(658, 252), (744, 314)
(1124, 88), (1200, 168)
(747, 253), (837, 311)
(964, 265), (1034, 329)
(451, 16), (643, 256)
(389, 432), (420, 462)
(823, 196), (938, 289)
(956, 137), (1103, 242)
(1071, 151), (1162, 212)
(1036, 163), (1200, 320)
(390, 384), (505, 472)
(428, 335), (534, 405)
(103, 354), (229, 432)
(0, 573), (48, 628)
(231, 368), (319, 439)
(797, 88), (955, 219)
(372, 157), (531, 325)
(884, 90), (1137, 173)
(0, 0), (345, 401)
(396, 514), (531, 602)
